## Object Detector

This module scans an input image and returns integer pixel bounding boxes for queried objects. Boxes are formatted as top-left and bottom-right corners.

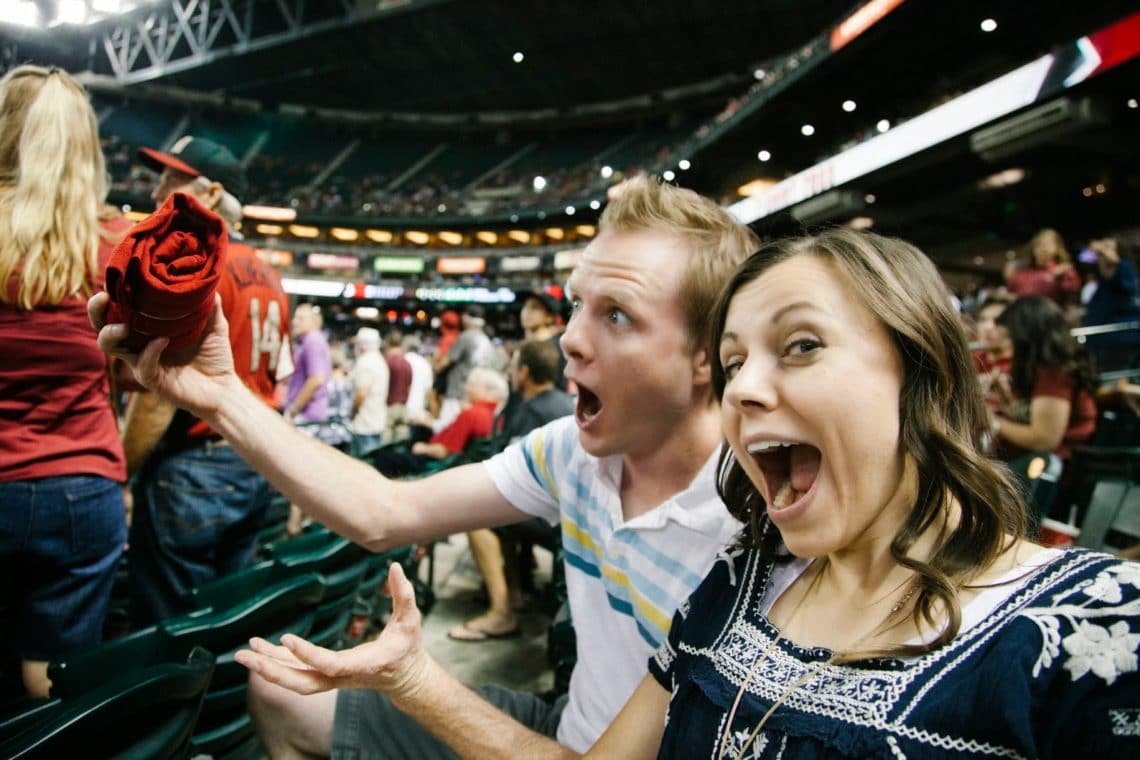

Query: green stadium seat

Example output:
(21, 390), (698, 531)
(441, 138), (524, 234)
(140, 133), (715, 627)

(0, 646), (214, 759)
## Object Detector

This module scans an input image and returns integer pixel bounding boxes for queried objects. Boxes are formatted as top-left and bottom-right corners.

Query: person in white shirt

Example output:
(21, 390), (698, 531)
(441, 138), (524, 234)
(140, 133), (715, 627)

(90, 176), (758, 759)
(349, 327), (389, 455)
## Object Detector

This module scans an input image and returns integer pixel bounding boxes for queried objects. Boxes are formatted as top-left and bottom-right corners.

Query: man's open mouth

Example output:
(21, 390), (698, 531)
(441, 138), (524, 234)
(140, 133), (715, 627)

(576, 383), (602, 424)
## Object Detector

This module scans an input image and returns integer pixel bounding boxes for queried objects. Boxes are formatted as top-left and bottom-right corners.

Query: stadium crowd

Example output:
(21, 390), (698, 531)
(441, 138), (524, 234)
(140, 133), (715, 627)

(2, 61), (1139, 760)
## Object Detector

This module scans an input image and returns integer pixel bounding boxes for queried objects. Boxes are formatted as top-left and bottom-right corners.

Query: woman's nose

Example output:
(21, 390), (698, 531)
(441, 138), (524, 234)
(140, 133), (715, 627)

(723, 358), (778, 413)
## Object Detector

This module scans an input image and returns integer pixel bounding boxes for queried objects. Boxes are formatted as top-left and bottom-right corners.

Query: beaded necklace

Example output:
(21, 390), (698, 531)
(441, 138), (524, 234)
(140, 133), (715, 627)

(716, 559), (920, 760)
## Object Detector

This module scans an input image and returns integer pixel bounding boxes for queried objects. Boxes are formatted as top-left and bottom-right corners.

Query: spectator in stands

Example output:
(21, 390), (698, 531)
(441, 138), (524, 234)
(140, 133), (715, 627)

(323, 344), (355, 454)
(285, 303), (332, 426)
(349, 327), (389, 455)
(0, 65), (130, 697)
(369, 367), (508, 478)
(989, 295), (1098, 465)
(1004, 228), (1081, 306)
(451, 339), (576, 642)
(401, 333), (434, 426)
(1081, 236), (1140, 372)
(425, 309), (462, 425)
(383, 329), (413, 443)
(519, 288), (568, 388)
(435, 305), (495, 426)
(121, 134), (291, 627)
(971, 293), (1014, 413)
(91, 176), (757, 757)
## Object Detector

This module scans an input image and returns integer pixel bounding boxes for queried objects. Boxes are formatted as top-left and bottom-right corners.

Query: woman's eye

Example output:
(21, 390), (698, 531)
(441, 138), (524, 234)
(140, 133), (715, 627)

(722, 358), (743, 380)
(569, 298), (582, 313)
(786, 338), (821, 356)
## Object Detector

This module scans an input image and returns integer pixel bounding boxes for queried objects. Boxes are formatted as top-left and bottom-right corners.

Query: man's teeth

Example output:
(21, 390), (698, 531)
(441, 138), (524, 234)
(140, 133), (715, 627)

(747, 440), (795, 454)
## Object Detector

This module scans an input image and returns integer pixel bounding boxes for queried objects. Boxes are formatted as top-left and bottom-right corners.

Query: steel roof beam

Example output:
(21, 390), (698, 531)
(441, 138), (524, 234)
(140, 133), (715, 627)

(94, 0), (447, 85)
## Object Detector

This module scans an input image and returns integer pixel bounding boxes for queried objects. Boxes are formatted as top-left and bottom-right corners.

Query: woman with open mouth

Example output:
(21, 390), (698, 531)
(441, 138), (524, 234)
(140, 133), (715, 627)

(574, 229), (1139, 758)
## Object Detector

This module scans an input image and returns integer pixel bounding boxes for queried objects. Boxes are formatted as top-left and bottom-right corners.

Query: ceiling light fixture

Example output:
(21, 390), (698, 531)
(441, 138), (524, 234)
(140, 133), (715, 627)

(876, 119), (890, 133)
(758, 150), (771, 162)
(842, 100), (857, 112)
(980, 19), (997, 33)
(801, 124), (815, 136)
(512, 52), (525, 63)
(662, 170), (676, 181)
(678, 159), (691, 170)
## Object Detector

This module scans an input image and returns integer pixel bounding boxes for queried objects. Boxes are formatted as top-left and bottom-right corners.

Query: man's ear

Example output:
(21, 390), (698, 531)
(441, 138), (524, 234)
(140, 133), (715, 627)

(204, 181), (224, 210)
(691, 346), (712, 387)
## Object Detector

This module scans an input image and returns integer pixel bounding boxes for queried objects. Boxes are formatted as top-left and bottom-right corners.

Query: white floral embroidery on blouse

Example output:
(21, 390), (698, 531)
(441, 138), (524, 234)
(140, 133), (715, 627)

(1026, 562), (1140, 684)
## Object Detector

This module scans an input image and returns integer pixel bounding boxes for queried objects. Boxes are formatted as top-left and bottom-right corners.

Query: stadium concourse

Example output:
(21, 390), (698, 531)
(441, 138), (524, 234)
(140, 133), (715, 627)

(1, 0), (1139, 757)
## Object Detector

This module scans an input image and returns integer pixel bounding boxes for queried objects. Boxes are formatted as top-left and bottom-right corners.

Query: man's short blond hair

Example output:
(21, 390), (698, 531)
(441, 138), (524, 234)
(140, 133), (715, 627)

(598, 176), (758, 346)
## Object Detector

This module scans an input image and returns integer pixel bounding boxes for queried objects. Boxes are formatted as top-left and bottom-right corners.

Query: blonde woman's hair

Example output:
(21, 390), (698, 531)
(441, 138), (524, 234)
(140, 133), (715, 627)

(0, 65), (108, 309)
(598, 176), (758, 347)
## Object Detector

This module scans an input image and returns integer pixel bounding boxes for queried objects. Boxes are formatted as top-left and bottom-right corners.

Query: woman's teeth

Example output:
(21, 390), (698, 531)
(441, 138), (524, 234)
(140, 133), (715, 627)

(771, 480), (803, 510)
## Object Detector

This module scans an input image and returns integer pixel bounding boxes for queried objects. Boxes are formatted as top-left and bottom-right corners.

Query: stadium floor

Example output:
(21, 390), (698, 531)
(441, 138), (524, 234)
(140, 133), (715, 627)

(418, 534), (555, 695)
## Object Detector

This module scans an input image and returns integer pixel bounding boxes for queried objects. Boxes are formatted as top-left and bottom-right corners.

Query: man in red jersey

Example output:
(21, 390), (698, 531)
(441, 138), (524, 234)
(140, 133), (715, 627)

(120, 136), (292, 626)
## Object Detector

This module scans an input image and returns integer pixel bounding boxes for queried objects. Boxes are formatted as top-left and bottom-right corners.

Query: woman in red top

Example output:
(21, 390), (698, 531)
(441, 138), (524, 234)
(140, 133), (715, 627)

(989, 295), (1098, 463)
(0, 66), (129, 696)
(1003, 228), (1081, 306)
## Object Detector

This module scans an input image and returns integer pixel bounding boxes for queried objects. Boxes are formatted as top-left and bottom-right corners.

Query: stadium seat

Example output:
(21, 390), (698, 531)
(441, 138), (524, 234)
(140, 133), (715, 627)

(172, 563), (325, 757)
(1076, 479), (1140, 553)
(0, 646), (214, 759)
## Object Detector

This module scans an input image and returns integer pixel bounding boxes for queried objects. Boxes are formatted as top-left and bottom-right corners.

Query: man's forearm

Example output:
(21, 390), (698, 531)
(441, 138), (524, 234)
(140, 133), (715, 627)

(122, 391), (177, 478)
(393, 657), (578, 760)
(205, 382), (520, 550)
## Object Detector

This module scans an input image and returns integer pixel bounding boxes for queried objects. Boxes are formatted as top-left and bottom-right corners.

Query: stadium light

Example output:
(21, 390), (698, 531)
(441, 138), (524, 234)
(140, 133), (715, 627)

(9, 0), (154, 28)
(9, 1), (40, 27)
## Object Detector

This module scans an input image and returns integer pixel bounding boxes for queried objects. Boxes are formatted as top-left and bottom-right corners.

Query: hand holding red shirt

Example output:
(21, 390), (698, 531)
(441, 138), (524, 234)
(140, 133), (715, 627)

(104, 191), (228, 353)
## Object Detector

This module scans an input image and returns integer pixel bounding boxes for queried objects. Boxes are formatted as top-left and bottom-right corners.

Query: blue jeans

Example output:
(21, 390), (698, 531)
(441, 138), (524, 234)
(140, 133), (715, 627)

(128, 441), (272, 627)
(353, 433), (383, 457)
(0, 475), (126, 661)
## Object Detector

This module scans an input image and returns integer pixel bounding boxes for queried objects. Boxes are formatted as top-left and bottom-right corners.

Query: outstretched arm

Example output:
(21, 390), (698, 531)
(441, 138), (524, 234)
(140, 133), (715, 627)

(90, 293), (526, 550)
(236, 564), (666, 760)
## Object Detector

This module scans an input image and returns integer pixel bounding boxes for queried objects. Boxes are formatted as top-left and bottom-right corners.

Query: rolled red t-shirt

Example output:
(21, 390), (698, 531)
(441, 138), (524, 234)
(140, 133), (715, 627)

(105, 192), (228, 352)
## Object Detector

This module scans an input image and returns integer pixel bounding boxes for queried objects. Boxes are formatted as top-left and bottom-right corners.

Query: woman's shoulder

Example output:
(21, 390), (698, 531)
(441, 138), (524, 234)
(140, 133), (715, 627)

(993, 550), (1140, 682)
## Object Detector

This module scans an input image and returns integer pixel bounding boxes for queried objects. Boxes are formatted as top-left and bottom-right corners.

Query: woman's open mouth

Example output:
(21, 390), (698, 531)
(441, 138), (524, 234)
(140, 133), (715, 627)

(746, 441), (821, 510)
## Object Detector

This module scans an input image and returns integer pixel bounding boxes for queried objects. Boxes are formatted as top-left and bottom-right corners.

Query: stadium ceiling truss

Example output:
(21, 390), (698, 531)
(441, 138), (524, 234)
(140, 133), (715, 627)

(95, 0), (443, 84)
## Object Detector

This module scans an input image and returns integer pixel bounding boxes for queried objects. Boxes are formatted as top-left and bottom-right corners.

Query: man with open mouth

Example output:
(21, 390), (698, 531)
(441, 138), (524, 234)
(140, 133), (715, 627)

(91, 176), (758, 759)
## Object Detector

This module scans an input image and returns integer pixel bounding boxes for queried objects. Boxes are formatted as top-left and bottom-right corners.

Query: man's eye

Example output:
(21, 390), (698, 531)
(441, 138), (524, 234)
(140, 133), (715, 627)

(608, 309), (631, 326)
